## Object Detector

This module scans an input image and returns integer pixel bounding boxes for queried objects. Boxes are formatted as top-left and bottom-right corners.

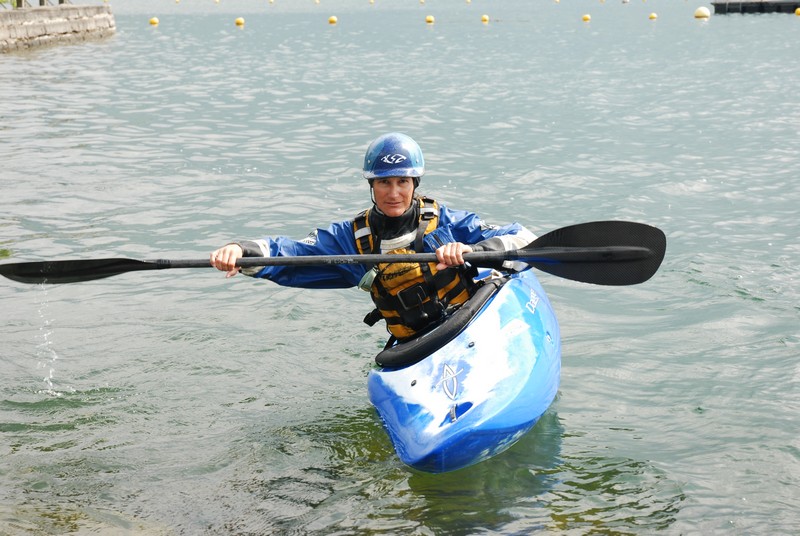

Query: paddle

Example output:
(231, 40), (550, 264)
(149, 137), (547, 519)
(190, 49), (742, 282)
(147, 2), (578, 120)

(0, 220), (665, 286)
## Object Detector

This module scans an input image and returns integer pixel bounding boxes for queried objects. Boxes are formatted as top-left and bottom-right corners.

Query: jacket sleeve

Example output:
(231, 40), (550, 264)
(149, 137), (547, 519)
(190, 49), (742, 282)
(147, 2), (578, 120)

(423, 205), (536, 271)
(235, 220), (366, 289)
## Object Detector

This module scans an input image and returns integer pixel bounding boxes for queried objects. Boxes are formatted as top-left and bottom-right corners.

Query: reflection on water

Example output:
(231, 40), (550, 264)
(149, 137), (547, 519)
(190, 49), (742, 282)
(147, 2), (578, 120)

(406, 410), (685, 535)
(207, 407), (684, 534)
(404, 410), (566, 534)
(542, 454), (685, 533)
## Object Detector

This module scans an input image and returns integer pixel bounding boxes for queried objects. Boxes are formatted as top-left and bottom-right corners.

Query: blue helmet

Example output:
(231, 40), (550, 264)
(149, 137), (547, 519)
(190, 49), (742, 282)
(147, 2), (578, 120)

(362, 132), (425, 180)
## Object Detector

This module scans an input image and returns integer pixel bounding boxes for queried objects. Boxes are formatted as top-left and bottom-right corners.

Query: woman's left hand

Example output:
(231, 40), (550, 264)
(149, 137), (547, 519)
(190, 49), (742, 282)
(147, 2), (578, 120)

(435, 242), (473, 270)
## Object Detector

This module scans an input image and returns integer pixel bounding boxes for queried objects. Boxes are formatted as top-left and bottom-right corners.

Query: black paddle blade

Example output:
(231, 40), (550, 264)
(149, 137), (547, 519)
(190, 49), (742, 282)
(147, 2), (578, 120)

(525, 221), (666, 285)
(0, 258), (159, 284)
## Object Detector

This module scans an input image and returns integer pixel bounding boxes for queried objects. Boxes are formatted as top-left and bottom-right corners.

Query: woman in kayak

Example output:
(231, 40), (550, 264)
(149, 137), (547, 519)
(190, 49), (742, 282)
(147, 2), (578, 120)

(210, 132), (534, 341)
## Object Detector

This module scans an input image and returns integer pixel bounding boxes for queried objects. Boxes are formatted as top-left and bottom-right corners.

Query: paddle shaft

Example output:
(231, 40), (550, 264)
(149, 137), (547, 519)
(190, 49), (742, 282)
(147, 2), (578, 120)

(223, 245), (651, 268)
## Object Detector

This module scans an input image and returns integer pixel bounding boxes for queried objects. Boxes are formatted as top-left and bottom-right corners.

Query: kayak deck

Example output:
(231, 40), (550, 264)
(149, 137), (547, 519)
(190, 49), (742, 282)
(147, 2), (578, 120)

(367, 270), (561, 473)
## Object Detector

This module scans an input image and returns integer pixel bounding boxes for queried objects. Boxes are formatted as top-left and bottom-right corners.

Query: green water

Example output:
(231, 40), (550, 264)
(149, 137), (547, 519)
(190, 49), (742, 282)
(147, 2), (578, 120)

(1, 0), (798, 533)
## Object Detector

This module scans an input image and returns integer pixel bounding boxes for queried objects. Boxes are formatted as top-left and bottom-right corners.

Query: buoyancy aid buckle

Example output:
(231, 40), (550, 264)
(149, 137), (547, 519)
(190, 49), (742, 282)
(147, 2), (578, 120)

(397, 282), (428, 310)
(400, 297), (445, 333)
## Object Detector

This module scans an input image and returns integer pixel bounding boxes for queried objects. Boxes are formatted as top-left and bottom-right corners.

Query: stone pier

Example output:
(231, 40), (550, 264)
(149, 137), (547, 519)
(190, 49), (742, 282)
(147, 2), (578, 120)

(0, 4), (116, 53)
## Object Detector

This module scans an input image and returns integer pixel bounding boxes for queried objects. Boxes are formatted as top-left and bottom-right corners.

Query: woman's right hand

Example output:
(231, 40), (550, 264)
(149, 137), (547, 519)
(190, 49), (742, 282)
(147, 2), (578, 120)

(210, 244), (244, 278)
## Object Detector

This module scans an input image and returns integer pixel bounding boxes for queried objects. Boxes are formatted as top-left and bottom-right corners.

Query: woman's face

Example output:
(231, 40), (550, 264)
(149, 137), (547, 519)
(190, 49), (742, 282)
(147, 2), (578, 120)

(372, 176), (415, 217)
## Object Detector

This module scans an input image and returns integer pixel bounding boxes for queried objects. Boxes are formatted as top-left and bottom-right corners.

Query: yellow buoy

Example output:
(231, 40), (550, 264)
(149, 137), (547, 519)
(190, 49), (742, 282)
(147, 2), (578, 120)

(481, 14), (489, 23)
(235, 17), (245, 27)
(426, 15), (435, 24)
(582, 14), (591, 22)
(694, 6), (711, 18)
(795, 7), (800, 15)
(328, 15), (338, 24)
(649, 12), (658, 19)
(149, 17), (159, 26)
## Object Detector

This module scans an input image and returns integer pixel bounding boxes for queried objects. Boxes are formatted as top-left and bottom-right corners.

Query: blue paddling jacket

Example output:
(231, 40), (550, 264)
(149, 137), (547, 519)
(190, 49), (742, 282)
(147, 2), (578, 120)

(234, 202), (534, 290)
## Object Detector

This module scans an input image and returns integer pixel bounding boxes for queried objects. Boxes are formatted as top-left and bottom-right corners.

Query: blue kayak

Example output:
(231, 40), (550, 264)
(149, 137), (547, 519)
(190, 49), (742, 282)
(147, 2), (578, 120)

(367, 269), (561, 473)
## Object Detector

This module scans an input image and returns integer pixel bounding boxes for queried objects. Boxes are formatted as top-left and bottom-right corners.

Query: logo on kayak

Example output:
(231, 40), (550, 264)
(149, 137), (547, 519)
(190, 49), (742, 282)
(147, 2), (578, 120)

(525, 290), (540, 314)
(380, 154), (407, 165)
(439, 363), (463, 400)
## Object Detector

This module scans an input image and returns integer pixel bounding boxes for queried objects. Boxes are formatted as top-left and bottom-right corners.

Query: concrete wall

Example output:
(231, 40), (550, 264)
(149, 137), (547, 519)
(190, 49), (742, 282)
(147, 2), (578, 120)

(0, 5), (115, 53)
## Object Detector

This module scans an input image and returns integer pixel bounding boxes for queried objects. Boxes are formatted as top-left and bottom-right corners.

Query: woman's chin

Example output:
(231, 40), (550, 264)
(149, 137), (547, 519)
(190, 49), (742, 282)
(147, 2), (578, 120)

(381, 207), (405, 217)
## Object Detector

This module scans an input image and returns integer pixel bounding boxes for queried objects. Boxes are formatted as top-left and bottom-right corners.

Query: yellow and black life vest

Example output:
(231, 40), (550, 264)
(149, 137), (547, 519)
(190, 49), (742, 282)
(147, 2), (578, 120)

(353, 196), (474, 340)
